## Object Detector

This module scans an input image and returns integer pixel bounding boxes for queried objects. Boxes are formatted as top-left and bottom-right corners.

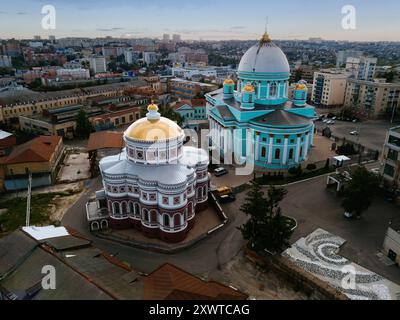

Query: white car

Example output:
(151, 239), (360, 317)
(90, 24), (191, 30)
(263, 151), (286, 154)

(349, 131), (359, 136)
(327, 120), (335, 125)
(322, 119), (328, 123)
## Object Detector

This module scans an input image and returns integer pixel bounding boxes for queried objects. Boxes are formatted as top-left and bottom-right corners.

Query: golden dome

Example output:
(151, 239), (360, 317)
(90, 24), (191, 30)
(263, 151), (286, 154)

(224, 78), (234, 85)
(124, 104), (183, 141)
(243, 84), (255, 92)
(260, 32), (272, 44)
(296, 84), (307, 90)
(147, 103), (159, 111)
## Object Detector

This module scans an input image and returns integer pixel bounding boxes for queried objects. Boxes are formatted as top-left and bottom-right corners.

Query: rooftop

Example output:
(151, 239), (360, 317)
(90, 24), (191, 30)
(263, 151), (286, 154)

(3, 135), (62, 165)
(87, 131), (124, 152)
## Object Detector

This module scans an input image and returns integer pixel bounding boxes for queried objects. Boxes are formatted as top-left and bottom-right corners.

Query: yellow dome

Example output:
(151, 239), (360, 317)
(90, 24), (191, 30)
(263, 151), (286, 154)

(125, 115), (183, 142)
(148, 103), (159, 111)
(243, 84), (255, 92)
(296, 84), (307, 90)
(224, 78), (234, 85)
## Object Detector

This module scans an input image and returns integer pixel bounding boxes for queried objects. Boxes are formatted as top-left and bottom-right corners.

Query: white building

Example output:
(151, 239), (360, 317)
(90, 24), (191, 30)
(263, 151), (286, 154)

(56, 68), (90, 80)
(346, 57), (377, 81)
(90, 56), (107, 74)
(172, 34), (181, 43)
(311, 69), (349, 107)
(143, 52), (157, 65)
(124, 50), (138, 65)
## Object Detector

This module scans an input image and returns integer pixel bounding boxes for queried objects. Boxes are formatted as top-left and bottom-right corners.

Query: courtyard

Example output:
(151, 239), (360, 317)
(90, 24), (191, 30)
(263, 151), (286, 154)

(220, 168), (400, 286)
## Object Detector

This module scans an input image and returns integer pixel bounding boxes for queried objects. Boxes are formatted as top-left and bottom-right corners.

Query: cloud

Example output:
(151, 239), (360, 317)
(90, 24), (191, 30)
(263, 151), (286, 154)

(96, 27), (125, 32)
(231, 26), (245, 30)
(17, 12), (27, 15)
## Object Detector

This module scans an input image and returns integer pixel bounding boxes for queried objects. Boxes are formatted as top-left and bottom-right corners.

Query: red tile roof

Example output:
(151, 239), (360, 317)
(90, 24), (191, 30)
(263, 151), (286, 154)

(4, 136), (62, 164)
(143, 263), (248, 300)
(87, 131), (124, 152)
(191, 99), (206, 107)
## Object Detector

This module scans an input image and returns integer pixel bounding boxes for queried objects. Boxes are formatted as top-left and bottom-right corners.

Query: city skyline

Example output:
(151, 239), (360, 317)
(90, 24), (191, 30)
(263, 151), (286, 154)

(0, 0), (399, 41)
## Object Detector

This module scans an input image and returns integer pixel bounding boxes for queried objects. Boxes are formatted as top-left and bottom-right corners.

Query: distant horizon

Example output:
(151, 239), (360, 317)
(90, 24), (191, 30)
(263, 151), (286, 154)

(0, 0), (399, 42)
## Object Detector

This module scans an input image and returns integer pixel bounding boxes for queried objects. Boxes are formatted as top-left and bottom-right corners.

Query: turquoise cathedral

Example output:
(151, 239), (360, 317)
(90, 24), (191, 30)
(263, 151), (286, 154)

(206, 33), (317, 171)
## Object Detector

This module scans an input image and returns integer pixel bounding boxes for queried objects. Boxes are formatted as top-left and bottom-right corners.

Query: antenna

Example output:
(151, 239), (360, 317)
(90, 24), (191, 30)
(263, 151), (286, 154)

(265, 16), (269, 34)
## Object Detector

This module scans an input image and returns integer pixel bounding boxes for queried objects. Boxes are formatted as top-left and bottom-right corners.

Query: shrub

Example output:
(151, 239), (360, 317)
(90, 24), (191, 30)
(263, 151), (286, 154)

(288, 165), (302, 176)
(306, 164), (317, 171)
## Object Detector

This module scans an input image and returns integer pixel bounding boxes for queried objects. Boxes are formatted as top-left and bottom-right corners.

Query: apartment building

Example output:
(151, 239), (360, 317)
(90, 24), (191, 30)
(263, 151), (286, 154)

(346, 56), (377, 81)
(381, 126), (400, 188)
(170, 78), (218, 100)
(344, 78), (400, 118)
(311, 70), (349, 107)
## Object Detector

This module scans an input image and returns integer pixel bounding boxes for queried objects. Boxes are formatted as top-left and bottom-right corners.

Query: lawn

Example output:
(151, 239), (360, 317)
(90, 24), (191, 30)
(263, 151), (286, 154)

(0, 192), (71, 237)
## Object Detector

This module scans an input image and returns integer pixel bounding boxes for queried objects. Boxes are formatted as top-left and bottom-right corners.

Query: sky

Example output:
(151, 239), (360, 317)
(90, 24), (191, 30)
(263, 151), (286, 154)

(0, 0), (399, 41)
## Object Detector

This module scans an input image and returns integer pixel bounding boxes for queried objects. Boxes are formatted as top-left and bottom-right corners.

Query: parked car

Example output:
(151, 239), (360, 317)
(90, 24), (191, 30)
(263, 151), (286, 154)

(322, 119), (328, 123)
(327, 120), (335, 125)
(344, 211), (354, 219)
(370, 168), (380, 175)
(214, 167), (228, 177)
(218, 193), (236, 203)
(349, 131), (359, 136)
(214, 186), (233, 197)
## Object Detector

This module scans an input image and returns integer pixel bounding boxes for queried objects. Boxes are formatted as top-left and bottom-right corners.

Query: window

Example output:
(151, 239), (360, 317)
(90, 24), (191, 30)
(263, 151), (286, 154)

(388, 135), (400, 148)
(289, 149), (294, 160)
(173, 196), (180, 205)
(388, 149), (398, 161)
(143, 209), (149, 222)
(384, 164), (395, 177)
(275, 149), (281, 160)
(129, 202), (134, 213)
(163, 214), (171, 227)
(113, 202), (120, 214)
(261, 147), (266, 158)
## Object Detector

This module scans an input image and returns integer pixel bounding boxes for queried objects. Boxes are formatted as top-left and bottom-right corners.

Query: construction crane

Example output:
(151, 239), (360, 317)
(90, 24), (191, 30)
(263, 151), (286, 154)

(25, 172), (32, 227)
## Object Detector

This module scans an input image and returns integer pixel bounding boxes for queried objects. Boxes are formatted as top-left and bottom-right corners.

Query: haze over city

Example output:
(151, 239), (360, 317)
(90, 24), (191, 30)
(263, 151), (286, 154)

(0, 0), (399, 41)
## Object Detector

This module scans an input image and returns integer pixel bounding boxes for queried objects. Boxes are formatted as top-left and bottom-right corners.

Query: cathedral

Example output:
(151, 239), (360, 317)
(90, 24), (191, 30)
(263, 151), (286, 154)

(95, 103), (209, 243)
(206, 33), (317, 171)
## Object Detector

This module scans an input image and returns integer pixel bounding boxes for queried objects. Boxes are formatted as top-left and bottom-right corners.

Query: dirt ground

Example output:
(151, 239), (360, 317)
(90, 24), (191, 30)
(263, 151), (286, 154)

(58, 152), (90, 183)
(204, 252), (321, 300)
(49, 188), (85, 222)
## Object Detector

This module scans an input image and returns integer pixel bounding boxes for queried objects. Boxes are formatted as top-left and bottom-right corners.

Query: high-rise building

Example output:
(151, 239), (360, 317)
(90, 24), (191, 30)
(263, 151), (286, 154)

(172, 34), (181, 43)
(311, 70), (349, 107)
(143, 52), (157, 65)
(344, 78), (400, 118)
(124, 50), (137, 65)
(89, 56), (107, 74)
(33, 35), (41, 40)
(380, 126), (400, 187)
(346, 56), (377, 81)
(162, 34), (170, 42)
(49, 35), (56, 41)
(0, 55), (12, 68)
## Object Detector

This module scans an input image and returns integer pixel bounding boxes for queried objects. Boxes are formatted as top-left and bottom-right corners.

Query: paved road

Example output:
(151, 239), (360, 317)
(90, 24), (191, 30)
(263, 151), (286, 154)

(62, 176), (247, 275)
(315, 119), (397, 151)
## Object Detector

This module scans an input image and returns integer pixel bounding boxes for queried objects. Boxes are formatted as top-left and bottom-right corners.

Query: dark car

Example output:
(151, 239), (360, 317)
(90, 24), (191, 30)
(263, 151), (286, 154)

(218, 193), (236, 203)
(214, 167), (228, 177)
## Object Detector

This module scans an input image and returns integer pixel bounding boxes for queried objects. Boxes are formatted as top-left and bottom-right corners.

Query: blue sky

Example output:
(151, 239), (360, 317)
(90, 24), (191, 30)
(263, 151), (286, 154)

(0, 0), (399, 41)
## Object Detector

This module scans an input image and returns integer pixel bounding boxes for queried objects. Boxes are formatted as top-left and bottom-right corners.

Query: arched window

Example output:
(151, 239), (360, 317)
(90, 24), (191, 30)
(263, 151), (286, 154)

(134, 203), (140, 216)
(121, 202), (127, 214)
(188, 202), (193, 215)
(275, 149), (281, 160)
(300, 147), (303, 158)
(261, 147), (266, 158)
(113, 202), (120, 215)
(143, 209), (149, 222)
(289, 149), (294, 160)
(163, 214), (171, 227)
(129, 201), (134, 214)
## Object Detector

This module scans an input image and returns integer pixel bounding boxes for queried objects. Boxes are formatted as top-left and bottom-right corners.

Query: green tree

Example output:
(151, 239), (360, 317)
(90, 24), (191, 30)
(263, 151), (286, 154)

(239, 182), (294, 254)
(160, 107), (184, 126)
(341, 166), (380, 218)
(75, 109), (92, 139)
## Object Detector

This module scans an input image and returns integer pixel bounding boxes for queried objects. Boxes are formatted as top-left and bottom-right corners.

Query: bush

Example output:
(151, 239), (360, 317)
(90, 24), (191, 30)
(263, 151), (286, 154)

(306, 164), (317, 171)
(288, 165), (302, 176)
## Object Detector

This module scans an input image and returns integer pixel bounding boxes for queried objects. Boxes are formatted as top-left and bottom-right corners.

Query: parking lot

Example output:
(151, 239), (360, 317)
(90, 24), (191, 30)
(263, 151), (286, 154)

(315, 119), (396, 151)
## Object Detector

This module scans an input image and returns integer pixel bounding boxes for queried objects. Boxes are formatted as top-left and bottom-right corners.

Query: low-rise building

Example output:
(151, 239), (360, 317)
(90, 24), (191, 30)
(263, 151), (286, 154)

(174, 99), (208, 123)
(344, 78), (400, 119)
(170, 78), (218, 100)
(0, 130), (16, 156)
(1, 135), (64, 191)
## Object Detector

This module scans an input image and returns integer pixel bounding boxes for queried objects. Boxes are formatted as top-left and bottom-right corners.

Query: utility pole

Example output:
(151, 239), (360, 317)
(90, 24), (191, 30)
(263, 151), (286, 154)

(25, 171), (32, 227)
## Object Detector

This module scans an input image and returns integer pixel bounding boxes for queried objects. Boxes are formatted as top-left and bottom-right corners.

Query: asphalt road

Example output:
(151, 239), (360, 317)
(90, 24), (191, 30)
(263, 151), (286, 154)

(315, 119), (397, 151)
(62, 176), (248, 275)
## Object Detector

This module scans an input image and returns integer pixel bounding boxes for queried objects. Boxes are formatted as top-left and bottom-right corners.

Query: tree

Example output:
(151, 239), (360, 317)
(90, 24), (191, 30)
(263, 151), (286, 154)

(239, 182), (294, 254)
(341, 166), (380, 218)
(160, 107), (184, 126)
(75, 109), (92, 139)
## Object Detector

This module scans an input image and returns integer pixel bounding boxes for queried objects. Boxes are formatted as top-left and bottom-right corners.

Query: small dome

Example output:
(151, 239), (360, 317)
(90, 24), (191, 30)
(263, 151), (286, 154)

(243, 84), (255, 92)
(125, 104), (183, 141)
(224, 78), (234, 85)
(295, 84), (307, 90)
(238, 34), (290, 74)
